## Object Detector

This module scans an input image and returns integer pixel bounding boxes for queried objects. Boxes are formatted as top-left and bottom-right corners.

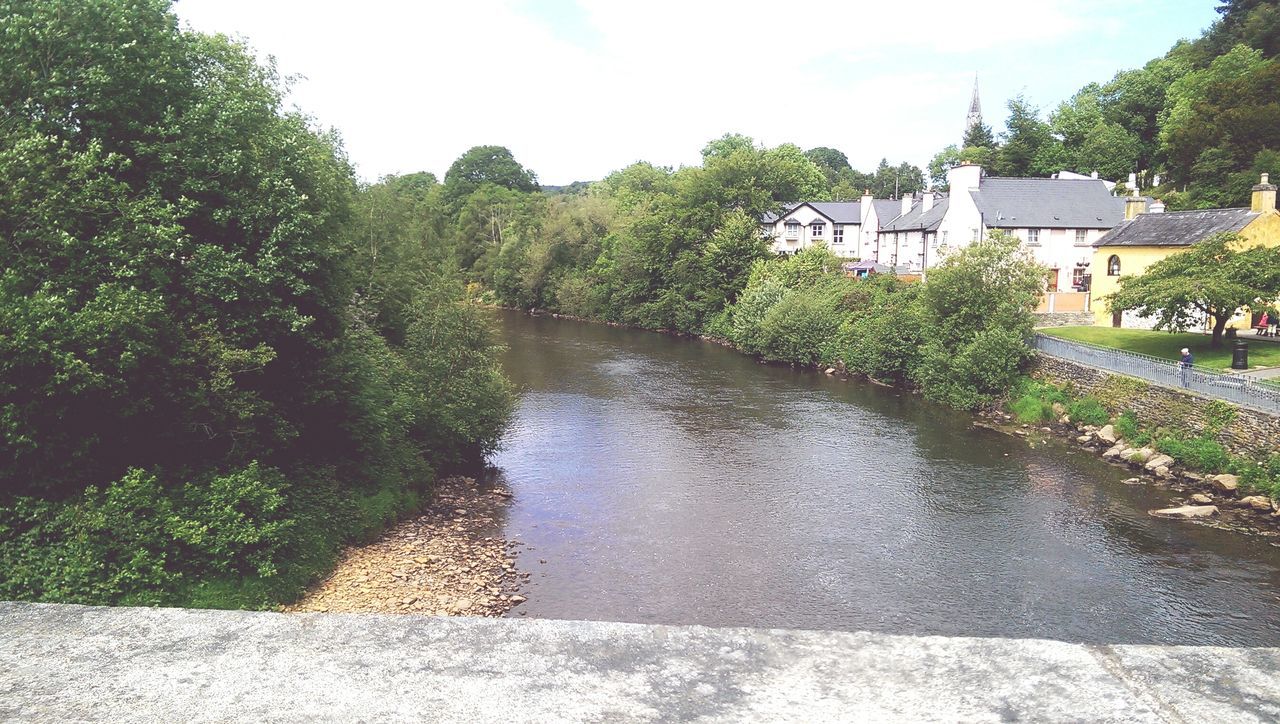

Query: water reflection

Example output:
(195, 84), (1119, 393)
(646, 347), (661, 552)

(491, 311), (1280, 645)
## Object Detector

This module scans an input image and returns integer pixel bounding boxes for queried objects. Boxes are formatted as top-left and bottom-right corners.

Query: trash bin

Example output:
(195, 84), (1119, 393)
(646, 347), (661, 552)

(1232, 340), (1249, 370)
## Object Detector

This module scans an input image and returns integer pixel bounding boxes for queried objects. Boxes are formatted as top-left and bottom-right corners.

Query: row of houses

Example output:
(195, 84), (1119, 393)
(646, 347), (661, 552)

(760, 163), (1125, 293)
(762, 167), (1280, 329)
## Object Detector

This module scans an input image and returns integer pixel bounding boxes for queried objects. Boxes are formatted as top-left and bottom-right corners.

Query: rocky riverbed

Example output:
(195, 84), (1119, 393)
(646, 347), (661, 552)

(976, 410), (1280, 540)
(285, 476), (529, 616)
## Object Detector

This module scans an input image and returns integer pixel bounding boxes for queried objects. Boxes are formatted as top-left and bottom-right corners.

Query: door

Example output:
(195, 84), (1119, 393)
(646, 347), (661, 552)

(1112, 311), (1122, 328)
(1047, 268), (1060, 292)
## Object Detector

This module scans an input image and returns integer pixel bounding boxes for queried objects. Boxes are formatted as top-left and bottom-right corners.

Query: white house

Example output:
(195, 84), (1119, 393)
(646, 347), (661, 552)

(876, 164), (1125, 290)
(760, 202), (862, 257)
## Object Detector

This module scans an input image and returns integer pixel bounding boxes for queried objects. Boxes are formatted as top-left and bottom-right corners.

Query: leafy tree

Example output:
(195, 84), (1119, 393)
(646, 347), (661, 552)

(962, 121), (995, 149)
(910, 232), (1045, 408)
(995, 96), (1056, 177)
(1106, 233), (1280, 347)
(442, 145), (539, 208)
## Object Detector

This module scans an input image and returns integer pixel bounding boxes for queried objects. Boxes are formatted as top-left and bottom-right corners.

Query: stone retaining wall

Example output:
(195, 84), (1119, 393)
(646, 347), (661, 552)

(1031, 353), (1280, 459)
(1033, 312), (1096, 328)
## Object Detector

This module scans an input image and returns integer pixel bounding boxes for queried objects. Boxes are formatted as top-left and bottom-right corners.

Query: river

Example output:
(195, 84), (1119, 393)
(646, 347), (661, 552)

(489, 310), (1280, 645)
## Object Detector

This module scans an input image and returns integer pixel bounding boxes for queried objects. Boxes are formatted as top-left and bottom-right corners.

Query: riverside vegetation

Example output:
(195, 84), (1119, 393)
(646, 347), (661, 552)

(0, 1), (513, 609)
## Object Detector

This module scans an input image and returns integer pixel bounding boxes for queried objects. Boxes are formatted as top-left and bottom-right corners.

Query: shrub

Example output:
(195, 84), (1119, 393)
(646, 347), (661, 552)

(1010, 395), (1054, 424)
(1114, 410), (1140, 440)
(755, 285), (843, 365)
(1067, 397), (1110, 426)
(1157, 436), (1230, 472)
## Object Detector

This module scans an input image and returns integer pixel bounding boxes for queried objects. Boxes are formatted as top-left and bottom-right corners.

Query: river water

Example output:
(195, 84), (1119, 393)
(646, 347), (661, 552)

(490, 311), (1280, 645)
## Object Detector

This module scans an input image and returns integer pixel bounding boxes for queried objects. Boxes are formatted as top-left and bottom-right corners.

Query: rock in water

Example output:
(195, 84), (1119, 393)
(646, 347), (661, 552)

(1150, 505), (1218, 518)
(1190, 493), (1213, 504)
(1212, 474), (1240, 493)
(1144, 454), (1175, 472)
(1240, 495), (1273, 511)
(1096, 424), (1117, 444)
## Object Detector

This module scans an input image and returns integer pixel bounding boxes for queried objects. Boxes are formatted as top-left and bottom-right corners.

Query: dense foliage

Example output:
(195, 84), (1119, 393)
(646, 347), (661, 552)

(0, 1), (513, 607)
(929, 0), (1280, 207)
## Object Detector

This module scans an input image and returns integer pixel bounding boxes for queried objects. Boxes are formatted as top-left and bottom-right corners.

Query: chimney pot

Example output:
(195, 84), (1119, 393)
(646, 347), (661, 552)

(1252, 174), (1277, 212)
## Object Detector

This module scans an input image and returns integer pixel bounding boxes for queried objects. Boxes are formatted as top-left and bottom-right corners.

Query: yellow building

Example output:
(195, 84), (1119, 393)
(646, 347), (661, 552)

(1090, 174), (1280, 327)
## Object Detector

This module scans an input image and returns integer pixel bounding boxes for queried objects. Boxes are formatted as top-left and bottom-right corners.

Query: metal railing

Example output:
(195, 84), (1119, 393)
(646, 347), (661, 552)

(1032, 333), (1280, 414)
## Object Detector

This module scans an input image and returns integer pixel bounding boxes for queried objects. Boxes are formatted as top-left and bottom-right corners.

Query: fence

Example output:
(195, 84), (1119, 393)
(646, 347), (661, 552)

(1035, 291), (1091, 313)
(1032, 333), (1280, 415)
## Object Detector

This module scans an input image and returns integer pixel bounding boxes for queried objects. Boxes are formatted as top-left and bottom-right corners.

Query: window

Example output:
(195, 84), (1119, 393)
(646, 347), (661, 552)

(940, 230), (948, 246)
(1107, 255), (1121, 276)
(1027, 228), (1040, 245)
(1072, 267), (1086, 288)
(832, 224), (844, 243)
(810, 222), (825, 237)
(971, 228), (981, 242)
(1075, 229), (1088, 245)
(785, 222), (800, 238)
(929, 232), (937, 248)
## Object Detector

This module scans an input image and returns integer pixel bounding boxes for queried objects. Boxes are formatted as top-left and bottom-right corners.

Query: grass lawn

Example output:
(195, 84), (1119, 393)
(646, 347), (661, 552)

(1042, 326), (1280, 370)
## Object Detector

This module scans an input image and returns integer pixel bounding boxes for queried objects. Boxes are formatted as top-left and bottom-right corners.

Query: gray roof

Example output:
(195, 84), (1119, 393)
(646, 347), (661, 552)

(881, 196), (950, 232)
(761, 201), (861, 225)
(1095, 208), (1259, 247)
(870, 199), (904, 226)
(971, 178), (1124, 229)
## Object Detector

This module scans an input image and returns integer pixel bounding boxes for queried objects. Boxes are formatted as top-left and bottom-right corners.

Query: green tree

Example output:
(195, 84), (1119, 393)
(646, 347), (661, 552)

(1106, 233), (1280, 347)
(962, 121), (995, 149)
(996, 96), (1056, 177)
(442, 145), (539, 208)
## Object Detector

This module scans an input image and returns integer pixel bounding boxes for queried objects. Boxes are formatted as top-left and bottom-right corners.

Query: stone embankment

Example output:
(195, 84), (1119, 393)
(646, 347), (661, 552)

(286, 476), (528, 617)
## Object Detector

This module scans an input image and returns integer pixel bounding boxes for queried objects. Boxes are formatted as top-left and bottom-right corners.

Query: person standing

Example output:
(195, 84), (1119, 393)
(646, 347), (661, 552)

(1179, 347), (1194, 386)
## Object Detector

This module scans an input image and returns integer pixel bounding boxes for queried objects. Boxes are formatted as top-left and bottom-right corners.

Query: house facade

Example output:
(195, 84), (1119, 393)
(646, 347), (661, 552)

(1090, 175), (1280, 328)
(873, 164), (1124, 288)
(760, 202), (863, 257)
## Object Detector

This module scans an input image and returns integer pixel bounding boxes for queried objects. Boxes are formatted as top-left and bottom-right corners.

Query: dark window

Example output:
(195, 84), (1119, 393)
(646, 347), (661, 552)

(1107, 255), (1121, 276)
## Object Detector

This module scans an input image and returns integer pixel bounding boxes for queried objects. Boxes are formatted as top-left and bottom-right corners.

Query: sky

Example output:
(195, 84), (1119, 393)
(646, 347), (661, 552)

(174, 0), (1221, 185)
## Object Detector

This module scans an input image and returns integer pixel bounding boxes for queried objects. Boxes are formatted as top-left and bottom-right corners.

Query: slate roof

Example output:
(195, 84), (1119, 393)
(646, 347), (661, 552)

(1094, 208), (1259, 247)
(761, 201), (862, 224)
(971, 178), (1124, 229)
(881, 197), (951, 232)
(870, 199), (905, 225)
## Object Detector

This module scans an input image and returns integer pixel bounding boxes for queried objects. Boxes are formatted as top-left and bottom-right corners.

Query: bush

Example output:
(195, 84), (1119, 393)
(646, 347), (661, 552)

(755, 284), (843, 365)
(1067, 397), (1110, 426)
(1114, 410), (1140, 440)
(1157, 436), (1230, 472)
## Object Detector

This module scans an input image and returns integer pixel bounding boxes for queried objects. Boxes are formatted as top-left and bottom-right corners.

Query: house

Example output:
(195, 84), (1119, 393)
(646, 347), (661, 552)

(1090, 174), (1280, 328)
(761, 201), (861, 257)
(874, 164), (1125, 287)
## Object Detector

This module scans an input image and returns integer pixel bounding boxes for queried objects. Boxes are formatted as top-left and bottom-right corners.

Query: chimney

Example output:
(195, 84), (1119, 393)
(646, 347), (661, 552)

(1127, 172), (1137, 189)
(1252, 173), (1277, 213)
(1124, 195), (1149, 220)
(901, 194), (913, 216)
(1149, 199), (1166, 214)
(922, 191), (935, 213)
(946, 163), (982, 193)
(1091, 171), (1098, 179)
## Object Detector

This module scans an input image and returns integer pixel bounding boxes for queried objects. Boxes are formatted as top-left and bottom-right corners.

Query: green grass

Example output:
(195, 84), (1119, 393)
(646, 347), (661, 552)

(1043, 327), (1280, 370)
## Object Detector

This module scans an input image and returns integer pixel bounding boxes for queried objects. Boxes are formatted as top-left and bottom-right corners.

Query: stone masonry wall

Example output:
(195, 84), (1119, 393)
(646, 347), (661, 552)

(1031, 354), (1280, 459)
(1033, 312), (1096, 328)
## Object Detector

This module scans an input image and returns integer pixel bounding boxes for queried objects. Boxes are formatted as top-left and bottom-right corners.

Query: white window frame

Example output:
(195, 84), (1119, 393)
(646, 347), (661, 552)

(810, 222), (825, 237)
(1027, 228), (1041, 245)
(1075, 229), (1088, 245)
(832, 224), (844, 244)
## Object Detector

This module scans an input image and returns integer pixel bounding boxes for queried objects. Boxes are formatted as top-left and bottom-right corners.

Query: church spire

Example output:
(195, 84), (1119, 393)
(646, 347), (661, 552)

(965, 75), (982, 135)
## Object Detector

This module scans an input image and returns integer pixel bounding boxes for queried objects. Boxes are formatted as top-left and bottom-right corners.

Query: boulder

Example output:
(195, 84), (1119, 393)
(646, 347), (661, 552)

(1076, 435), (1092, 444)
(1150, 505), (1218, 519)
(1059, 415), (1071, 424)
(1154, 465), (1173, 479)
(1190, 493), (1213, 504)
(1144, 454), (1175, 472)
(1241, 495), (1273, 512)
(1102, 445), (1123, 459)
(1126, 447), (1156, 465)
(1051, 402), (1066, 416)
(1212, 474), (1240, 493)
(1182, 471), (1205, 483)
(1096, 425), (1117, 444)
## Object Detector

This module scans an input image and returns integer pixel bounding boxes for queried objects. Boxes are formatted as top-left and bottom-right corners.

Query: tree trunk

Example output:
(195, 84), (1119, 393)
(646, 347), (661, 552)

(1211, 314), (1230, 348)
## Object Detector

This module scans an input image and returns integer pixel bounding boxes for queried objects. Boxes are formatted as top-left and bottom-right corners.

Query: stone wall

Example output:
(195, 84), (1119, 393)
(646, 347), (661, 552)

(1031, 354), (1280, 458)
(1033, 312), (1095, 328)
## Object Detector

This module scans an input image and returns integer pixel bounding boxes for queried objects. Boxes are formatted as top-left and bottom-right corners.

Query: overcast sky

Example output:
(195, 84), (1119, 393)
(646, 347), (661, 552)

(174, 0), (1219, 185)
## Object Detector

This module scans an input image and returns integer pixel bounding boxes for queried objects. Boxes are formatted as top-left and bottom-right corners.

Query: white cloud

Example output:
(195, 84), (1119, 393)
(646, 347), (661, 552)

(174, 0), (1197, 184)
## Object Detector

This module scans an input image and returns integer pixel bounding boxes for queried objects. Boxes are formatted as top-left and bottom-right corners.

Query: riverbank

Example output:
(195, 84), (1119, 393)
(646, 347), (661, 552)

(285, 476), (528, 617)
